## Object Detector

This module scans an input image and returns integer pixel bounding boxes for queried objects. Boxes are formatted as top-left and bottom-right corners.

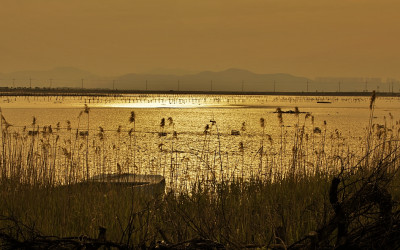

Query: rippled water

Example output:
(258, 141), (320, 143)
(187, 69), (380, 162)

(1, 94), (399, 188)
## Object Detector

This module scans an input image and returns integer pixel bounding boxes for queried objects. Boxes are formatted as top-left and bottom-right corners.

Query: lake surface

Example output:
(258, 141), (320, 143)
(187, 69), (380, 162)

(1, 94), (399, 188)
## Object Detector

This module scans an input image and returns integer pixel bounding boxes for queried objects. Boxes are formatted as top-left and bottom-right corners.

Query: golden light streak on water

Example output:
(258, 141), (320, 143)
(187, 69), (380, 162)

(0, 94), (400, 188)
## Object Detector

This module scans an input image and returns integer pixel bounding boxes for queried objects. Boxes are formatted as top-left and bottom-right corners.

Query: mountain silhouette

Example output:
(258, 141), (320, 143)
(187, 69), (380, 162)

(117, 68), (311, 92)
(0, 67), (393, 92)
(0, 67), (313, 91)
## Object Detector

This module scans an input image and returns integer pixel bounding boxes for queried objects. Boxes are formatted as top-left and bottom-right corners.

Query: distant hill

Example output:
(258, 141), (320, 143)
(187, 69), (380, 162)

(141, 68), (197, 76)
(2, 67), (390, 92)
(117, 68), (312, 92)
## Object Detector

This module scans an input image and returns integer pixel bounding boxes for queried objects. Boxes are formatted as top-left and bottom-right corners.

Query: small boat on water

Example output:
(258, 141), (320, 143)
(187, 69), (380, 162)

(91, 173), (164, 184)
(231, 130), (240, 136)
(88, 173), (166, 196)
(58, 174), (166, 198)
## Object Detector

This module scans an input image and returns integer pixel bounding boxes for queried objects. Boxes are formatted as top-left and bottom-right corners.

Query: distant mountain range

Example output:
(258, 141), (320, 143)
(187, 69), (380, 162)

(0, 67), (395, 92)
(0, 67), (313, 92)
(117, 68), (312, 92)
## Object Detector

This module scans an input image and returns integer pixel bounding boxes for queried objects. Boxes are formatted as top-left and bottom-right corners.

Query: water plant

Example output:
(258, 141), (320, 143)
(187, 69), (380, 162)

(0, 93), (399, 248)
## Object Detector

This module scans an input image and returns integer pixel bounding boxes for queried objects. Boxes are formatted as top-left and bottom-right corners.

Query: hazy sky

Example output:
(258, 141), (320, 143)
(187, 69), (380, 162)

(1, 0), (399, 78)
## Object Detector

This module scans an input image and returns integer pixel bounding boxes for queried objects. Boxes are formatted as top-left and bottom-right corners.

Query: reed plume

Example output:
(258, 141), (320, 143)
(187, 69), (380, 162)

(204, 124), (210, 135)
(239, 142), (244, 152)
(160, 118), (165, 128)
(84, 104), (90, 114)
(241, 122), (246, 132)
(129, 111), (137, 174)
(370, 90), (376, 110)
(276, 107), (283, 124)
(129, 111), (135, 123)
(168, 117), (174, 126)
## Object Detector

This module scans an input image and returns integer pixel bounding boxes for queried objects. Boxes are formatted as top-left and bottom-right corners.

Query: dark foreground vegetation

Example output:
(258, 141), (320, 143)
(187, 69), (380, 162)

(1, 154), (400, 249)
(0, 92), (400, 249)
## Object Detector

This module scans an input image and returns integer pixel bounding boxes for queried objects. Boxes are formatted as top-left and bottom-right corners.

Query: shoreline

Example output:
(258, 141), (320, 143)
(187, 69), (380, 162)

(0, 87), (397, 97)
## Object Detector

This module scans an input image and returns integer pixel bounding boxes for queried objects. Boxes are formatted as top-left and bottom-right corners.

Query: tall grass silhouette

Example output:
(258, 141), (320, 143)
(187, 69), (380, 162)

(0, 94), (399, 248)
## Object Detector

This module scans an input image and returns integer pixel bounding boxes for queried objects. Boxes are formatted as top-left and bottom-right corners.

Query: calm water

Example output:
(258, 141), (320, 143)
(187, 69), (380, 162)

(1, 94), (399, 188)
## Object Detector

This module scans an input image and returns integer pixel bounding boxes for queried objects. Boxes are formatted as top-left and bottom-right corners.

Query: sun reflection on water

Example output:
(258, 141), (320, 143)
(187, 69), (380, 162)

(105, 101), (208, 108)
(1, 94), (400, 189)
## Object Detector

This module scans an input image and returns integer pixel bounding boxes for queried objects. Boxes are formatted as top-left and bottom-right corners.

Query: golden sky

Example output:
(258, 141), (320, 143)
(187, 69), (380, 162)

(1, 0), (399, 78)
